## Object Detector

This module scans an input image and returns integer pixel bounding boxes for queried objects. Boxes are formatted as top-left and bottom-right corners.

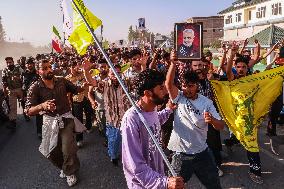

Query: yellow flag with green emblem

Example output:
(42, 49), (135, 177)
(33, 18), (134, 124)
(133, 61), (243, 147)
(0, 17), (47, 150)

(68, 0), (102, 55)
(211, 66), (284, 152)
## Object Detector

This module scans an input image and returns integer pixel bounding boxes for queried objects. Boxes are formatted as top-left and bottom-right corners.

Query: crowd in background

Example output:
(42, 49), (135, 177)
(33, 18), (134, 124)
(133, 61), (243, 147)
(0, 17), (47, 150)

(1, 39), (284, 188)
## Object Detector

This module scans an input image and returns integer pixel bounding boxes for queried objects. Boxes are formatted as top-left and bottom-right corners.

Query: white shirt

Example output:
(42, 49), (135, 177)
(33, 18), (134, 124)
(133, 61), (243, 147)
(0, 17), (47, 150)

(167, 91), (221, 154)
(123, 67), (139, 79)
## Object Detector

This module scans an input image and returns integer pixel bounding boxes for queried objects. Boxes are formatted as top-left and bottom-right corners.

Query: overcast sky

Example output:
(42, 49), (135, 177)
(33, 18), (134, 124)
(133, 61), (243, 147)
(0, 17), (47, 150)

(0, 0), (235, 46)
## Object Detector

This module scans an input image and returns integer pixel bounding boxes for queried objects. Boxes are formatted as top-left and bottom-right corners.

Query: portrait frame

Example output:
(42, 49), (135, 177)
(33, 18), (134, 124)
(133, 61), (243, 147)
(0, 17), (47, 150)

(174, 22), (203, 60)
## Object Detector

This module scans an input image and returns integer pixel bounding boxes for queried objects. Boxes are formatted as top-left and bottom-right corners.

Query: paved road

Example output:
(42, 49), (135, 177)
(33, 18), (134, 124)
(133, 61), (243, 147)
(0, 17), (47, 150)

(0, 112), (284, 189)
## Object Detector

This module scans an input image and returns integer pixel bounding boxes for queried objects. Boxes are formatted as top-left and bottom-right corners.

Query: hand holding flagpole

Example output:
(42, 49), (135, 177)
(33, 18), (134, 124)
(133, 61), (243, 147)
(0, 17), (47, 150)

(71, 0), (177, 177)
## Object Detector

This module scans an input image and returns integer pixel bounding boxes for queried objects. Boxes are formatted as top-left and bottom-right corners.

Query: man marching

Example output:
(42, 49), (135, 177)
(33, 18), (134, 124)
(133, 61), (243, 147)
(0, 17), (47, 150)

(25, 59), (86, 187)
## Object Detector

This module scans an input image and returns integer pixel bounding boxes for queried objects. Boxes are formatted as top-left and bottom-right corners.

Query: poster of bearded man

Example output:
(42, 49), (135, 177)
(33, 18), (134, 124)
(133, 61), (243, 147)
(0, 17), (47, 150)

(175, 22), (203, 60)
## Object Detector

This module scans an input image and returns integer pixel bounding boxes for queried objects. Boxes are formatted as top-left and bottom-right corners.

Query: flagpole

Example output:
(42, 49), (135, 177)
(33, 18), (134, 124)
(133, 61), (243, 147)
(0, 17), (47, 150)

(100, 25), (103, 46)
(63, 14), (66, 45)
(71, 0), (177, 177)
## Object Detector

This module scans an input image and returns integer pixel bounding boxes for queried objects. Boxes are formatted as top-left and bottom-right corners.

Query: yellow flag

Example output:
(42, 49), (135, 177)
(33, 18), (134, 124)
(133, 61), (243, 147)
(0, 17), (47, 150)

(121, 63), (131, 73)
(91, 69), (100, 76)
(211, 66), (284, 152)
(69, 0), (102, 55)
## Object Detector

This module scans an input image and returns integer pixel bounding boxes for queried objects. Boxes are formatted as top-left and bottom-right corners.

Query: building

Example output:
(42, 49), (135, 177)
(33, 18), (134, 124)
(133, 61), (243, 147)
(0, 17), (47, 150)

(187, 16), (224, 46)
(154, 34), (171, 48)
(219, 0), (284, 42)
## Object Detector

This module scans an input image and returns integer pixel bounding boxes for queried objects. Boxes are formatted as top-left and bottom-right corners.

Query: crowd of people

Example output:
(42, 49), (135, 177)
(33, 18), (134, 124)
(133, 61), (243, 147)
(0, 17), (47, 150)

(1, 39), (284, 188)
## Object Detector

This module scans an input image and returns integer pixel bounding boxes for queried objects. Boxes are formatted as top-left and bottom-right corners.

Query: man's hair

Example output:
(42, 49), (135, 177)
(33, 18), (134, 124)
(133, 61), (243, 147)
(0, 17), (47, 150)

(36, 54), (43, 60)
(121, 52), (129, 60)
(183, 29), (194, 36)
(26, 57), (35, 64)
(204, 51), (212, 57)
(59, 56), (67, 61)
(134, 69), (165, 97)
(5, 57), (13, 61)
(98, 58), (108, 64)
(162, 52), (170, 59)
(114, 64), (121, 70)
(183, 71), (199, 85)
(36, 59), (50, 71)
(201, 56), (210, 64)
(235, 55), (249, 65)
(128, 49), (142, 59)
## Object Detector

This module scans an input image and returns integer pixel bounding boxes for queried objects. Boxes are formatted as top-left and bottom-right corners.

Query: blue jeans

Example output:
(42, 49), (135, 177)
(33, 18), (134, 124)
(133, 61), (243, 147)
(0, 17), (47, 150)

(106, 124), (121, 160)
(171, 148), (221, 189)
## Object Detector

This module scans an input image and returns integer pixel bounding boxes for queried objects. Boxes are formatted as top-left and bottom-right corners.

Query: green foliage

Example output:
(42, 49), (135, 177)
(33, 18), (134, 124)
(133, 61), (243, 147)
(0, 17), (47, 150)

(260, 49), (267, 65)
(203, 47), (210, 54)
(210, 39), (221, 49)
(128, 25), (140, 43)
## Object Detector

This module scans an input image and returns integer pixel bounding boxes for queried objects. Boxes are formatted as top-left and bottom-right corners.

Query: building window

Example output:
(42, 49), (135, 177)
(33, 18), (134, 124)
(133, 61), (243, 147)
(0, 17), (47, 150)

(213, 29), (216, 32)
(203, 30), (208, 32)
(272, 3), (282, 15)
(235, 13), (242, 22)
(248, 10), (252, 20)
(225, 15), (233, 24)
(256, 6), (266, 18)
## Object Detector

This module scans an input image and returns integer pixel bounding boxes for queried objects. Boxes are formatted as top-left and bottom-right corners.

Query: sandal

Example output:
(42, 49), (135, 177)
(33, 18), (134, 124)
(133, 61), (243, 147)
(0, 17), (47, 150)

(248, 172), (263, 184)
(66, 175), (77, 187)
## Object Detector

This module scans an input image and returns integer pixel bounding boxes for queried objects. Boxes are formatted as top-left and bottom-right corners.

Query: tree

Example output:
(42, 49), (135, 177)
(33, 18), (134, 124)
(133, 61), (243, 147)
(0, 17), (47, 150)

(0, 16), (6, 43)
(128, 25), (151, 46)
(128, 25), (135, 42)
(210, 39), (221, 49)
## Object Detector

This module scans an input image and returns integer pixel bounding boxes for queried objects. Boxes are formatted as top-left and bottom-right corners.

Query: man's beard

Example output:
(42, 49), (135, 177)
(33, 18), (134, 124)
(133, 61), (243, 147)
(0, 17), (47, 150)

(238, 71), (245, 76)
(8, 65), (15, 71)
(43, 72), (54, 80)
(111, 79), (119, 87)
(194, 69), (202, 74)
(152, 93), (167, 106)
(100, 70), (108, 76)
(183, 91), (196, 100)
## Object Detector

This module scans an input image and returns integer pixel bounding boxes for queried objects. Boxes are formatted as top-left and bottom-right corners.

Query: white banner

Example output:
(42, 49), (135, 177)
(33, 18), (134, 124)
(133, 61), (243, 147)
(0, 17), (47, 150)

(60, 0), (73, 45)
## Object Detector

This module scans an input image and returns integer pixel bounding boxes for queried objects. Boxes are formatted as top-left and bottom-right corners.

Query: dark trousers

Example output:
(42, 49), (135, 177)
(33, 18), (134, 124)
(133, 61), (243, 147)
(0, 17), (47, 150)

(247, 151), (261, 176)
(36, 114), (43, 134)
(95, 110), (106, 138)
(161, 113), (174, 149)
(72, 97), (93, 142)
(207, 124), (222, 167)
(171, 148), (222, 189)
(267, 94), (283, 136)
(48, 118), (80, 176)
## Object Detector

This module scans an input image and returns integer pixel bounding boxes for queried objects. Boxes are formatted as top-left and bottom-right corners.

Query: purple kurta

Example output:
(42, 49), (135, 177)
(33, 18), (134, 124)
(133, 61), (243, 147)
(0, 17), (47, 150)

(121, 107), (173, 189)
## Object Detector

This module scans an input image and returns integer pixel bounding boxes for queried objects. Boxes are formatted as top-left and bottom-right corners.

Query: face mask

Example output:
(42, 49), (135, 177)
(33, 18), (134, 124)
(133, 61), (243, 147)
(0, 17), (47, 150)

(8, 65), (15, 71)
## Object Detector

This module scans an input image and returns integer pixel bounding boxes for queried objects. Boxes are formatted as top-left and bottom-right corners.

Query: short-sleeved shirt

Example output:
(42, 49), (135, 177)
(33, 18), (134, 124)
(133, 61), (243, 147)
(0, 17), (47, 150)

(167, 91), (221, 154)
(25, 77), (79, 116)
